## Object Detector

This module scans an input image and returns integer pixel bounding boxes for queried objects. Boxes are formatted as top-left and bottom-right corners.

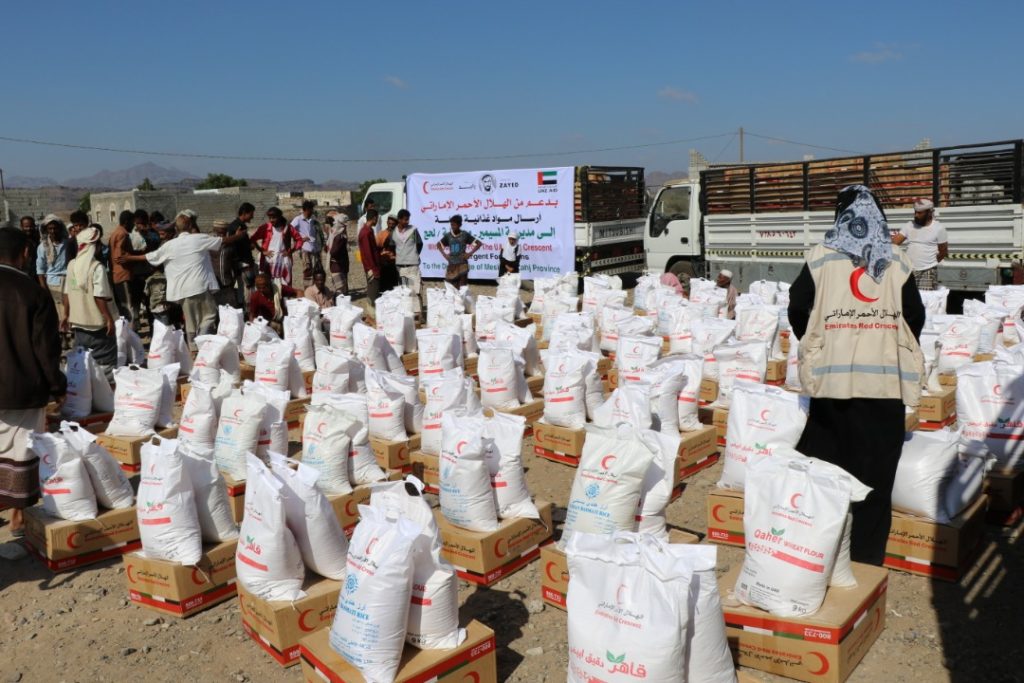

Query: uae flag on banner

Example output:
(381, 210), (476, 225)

(537, 170), (558, 186)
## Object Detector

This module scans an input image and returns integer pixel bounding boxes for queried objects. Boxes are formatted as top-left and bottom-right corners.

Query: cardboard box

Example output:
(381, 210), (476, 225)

(327, 484), (376, 536)
(436, 501), (553, 586)
(707, 487), (745, 547)
(722, 563), (887, 683)
(675, 424), (720, 484)
(23, 505), (141, 572)
(124, 539), (238, 617)
(409, 450), (439, 494)
(713, 407), (729, 446)
(765, 358), (786, 384)
(464, 355), (477, 377)
(299, 619), (497, 683)
(700, 378), (719, 404)
(539, 528), (700, 611)
(94, 427), (178, 473)
(239, 575), (341, 667)
(917, 386), (956, 429)
(885, 495), (987, 581)
(596, 356), (612, 377)
(238, 362), (256, 382)
(370, 434), (421, 471)
(222, 474), (247, 524)
(526, 374), (544, 396)
(984, 467), (1024, 513)
(483, 398), (544, 434)
(780, 330), (791, 355)
(937, 372), (956, 388)
(904, 409), (919, 432)
(533, 420), (586, 466)
(402, 351), (419, 375)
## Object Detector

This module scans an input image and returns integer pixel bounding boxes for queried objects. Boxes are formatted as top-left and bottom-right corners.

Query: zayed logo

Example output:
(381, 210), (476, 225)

(849, 267), (878, 303)
(344, 574), (358, 594)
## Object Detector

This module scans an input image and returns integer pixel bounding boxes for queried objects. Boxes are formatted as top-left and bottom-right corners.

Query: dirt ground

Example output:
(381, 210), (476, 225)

(1, 275), (1022, 683)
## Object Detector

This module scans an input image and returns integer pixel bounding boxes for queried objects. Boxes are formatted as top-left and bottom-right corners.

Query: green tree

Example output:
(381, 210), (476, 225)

(136, 177), (156, 191)
(354, 178), (388, 209)
(195, 173), (248, 190)
(78, 192), (91, 213)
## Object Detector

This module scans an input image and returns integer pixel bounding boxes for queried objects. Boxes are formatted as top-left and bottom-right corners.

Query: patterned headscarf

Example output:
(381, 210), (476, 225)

(823, 185), (892, 282)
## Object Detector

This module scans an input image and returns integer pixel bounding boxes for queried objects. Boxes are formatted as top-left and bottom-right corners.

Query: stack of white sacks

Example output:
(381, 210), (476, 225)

(552, 282), (736, 681)
(31, 422), (135, 521)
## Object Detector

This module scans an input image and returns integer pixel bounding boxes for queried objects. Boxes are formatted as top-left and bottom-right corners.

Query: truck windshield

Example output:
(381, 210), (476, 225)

(649, 186), (691, 237)
(363, 191), (394, 215)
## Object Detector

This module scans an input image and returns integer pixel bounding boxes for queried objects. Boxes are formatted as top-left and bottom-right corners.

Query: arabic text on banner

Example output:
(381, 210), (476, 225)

(407, 167), (574, 280)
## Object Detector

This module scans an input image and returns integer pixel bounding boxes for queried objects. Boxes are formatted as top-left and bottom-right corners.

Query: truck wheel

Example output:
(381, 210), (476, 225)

(669, 261), (695, 288)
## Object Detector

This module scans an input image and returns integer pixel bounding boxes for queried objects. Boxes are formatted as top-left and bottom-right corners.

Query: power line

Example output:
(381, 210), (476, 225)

(0, 132), (735, 165)
(710, 132), (738, 164)
(743, 131), (860, 155)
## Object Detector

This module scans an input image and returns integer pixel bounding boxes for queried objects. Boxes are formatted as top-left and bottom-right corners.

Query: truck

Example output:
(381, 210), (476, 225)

(361, 165), (647, 278)
(645, 139), (1024, 292)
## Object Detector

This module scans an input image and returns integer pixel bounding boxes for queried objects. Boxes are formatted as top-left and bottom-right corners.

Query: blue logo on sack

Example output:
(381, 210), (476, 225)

(585, 483), (601, 499)
(345, 575), (358, 594)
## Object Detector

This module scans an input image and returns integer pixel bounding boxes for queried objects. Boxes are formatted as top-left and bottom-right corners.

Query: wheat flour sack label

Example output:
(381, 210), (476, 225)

(406, 167), (574, 280)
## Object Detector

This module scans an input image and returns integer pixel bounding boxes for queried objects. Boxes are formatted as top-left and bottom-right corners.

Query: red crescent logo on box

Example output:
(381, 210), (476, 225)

(365, 537), (379, 555)
(191, 568), (206, 586)
(398, 446), (409, 463)
(298, 609), (316, 632)
(616, 584), (627, 605)
(790, 493), (802, 510)
(544, 561), (560, 583)
(807, 651), (830, 676)
(67, 531), (81, 550)
(600, 455), (616, 470)
(456, 440), (468, 455)
(462, 673), (481, 683)
(494, 538), (508, 559)
(849, 267), (878, 303)
(712, 504), (725, 523)
(345, 499), (359, 516)
(126, 564), (136, 584)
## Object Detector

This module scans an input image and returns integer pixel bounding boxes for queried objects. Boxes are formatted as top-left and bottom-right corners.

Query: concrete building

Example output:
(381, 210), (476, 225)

(275, 190), (353, 212)
(90, 187), (278, 232)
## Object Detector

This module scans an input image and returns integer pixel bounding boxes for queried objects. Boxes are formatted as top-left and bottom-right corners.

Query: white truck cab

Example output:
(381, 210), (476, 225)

(644, 178), (703, 280)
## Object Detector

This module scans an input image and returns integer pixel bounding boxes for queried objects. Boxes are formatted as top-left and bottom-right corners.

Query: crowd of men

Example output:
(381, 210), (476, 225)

(6, 198), (526, 381)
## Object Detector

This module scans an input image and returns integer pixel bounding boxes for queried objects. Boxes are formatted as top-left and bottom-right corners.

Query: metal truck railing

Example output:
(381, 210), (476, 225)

(703, 139), (1024, 215)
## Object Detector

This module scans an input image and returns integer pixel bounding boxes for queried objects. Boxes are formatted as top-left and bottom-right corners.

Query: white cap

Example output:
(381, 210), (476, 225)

(176, 209), (197, 219)
(508, 231), (519, 240)
(914, 198), (934, 212)
(719, 269), (733, 279)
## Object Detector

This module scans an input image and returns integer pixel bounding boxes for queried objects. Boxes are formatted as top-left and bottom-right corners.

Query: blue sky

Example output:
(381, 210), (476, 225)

(3, 1), (1022, 183)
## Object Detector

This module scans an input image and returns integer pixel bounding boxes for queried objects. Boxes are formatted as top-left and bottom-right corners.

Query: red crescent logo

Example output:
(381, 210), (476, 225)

(711, 504), (725, 523)
(317, 422), (327, 435)
(397, 446), (409, 463)
(807, 651), (830, 676)
(233, 408), (243, 418)
(494, 538), (508, 559)
(557, 363), (566, 374)
(298, 609), (316, 632)
(67, 531), (81, 550)
(631, 344), (641, 354)
(616, 584), (627, 605)
(422, 180), (430, 194)
(760, 409), (770, 422)
(42, 452), (54, 467)
(456, 440), (468, 455)
(994, 384), (1002, 396)
(345, 499), (359, 517)
(126, 564), (137, 584)
(544, 561), (561, 583)
(790, 493), (802, 510)
(462, 673), (481, 683)
(365, 537), (379, 555)
(849, 267), (878, 303)
(600, 455), (617, 470)
(191, 568), (206, 586)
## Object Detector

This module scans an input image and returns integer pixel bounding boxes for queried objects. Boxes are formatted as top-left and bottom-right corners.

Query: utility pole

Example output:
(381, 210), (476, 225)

(738, 127), (744, 164)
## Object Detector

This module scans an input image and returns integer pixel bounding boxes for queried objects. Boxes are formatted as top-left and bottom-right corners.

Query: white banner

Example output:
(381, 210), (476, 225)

(407, 167), (574, 280)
